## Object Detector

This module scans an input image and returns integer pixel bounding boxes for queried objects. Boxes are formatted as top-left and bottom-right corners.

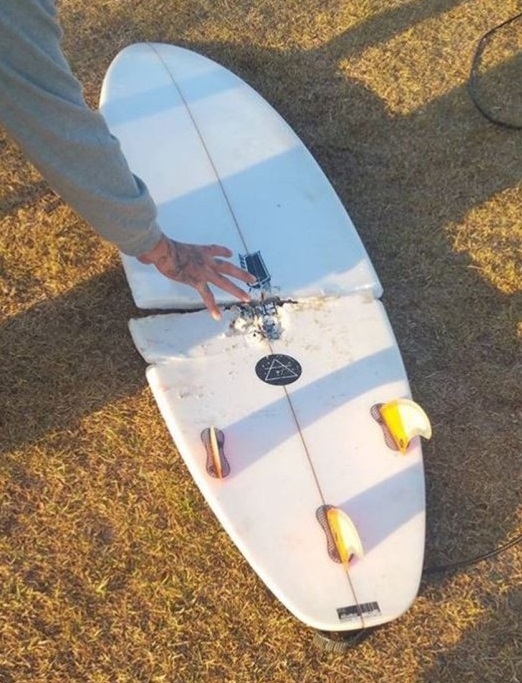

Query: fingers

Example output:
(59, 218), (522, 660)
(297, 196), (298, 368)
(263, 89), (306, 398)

(208, 255), (256, 305)
(198, 251), (254, 318)
(213, 258), (257, 286)
(205, 244), (233, 258)
(209, 272), (252, 303)
(196, 249), (253, 319)
(198, 283), (221, 321)
(204, 245), (256, 286)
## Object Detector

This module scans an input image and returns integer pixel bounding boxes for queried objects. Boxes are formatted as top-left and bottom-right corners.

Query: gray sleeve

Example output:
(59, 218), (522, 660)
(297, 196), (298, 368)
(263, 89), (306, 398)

(0, 0), (163, 256)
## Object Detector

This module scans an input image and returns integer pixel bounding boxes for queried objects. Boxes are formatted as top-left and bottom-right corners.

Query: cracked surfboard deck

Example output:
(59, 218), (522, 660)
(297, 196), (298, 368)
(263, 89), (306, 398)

(100, 44), (427, 633)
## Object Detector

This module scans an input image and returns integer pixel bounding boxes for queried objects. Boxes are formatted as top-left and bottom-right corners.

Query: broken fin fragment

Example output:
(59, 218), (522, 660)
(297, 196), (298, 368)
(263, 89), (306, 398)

(201, 427), (230, 478)
(372, 399), (432, 454)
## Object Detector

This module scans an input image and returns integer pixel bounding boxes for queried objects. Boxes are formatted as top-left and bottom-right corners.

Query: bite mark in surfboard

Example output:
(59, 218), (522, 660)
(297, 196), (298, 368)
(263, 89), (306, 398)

(229, 297), (284, 341)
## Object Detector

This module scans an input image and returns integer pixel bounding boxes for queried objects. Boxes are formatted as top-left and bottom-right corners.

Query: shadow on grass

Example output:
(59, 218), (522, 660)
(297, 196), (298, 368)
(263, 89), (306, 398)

(418, 570), (522, 682)
(0, 268), (145, 456)
(0, 179), (57, 221)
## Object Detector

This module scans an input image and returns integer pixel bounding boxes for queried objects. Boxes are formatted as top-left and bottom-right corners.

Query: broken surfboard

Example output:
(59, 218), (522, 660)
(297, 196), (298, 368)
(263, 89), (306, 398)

(100, 43), (431, 638)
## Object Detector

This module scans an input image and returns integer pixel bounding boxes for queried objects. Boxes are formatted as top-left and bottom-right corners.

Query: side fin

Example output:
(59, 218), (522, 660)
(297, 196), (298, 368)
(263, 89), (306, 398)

(201, 427), (230, 478)
(372, 399), (432, 454)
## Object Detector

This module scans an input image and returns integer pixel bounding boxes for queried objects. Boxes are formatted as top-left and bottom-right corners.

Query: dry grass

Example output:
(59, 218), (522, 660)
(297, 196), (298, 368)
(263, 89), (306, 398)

(1, 1), (521, 681)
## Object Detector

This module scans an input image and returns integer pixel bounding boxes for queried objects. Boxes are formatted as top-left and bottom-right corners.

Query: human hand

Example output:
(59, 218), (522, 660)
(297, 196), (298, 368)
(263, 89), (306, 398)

(137, 235), (256, 320)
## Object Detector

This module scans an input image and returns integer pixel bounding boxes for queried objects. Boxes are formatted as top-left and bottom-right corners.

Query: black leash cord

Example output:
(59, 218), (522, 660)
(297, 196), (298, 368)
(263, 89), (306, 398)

(468, 12), (522, 129)
(423, 532), (522, 575)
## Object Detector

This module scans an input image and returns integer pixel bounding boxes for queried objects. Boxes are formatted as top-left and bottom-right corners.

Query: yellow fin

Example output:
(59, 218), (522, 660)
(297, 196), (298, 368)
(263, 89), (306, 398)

(326, 507), (364, 566)
(379, 399), (432, 454)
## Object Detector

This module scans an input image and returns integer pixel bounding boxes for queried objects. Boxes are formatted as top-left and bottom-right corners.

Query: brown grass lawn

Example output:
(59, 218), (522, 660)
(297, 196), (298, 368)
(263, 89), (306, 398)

(1, 1), (521, 681)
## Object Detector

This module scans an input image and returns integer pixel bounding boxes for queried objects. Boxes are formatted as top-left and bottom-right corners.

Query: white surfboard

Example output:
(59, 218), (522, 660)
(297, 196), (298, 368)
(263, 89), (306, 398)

(100, 42), (381, 309)
(100, 44), (430, 634)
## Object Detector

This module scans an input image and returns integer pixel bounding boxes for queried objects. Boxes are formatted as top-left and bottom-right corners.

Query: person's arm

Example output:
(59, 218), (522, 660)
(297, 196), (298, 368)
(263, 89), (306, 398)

(0, 0), (163, 256)
(0, 0), (253, 315)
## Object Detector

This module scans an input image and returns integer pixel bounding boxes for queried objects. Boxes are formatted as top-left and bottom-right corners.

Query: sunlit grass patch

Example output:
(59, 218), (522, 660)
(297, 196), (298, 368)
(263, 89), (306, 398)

(340, 1), (519, 115)
(445, 185), (522, 295)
